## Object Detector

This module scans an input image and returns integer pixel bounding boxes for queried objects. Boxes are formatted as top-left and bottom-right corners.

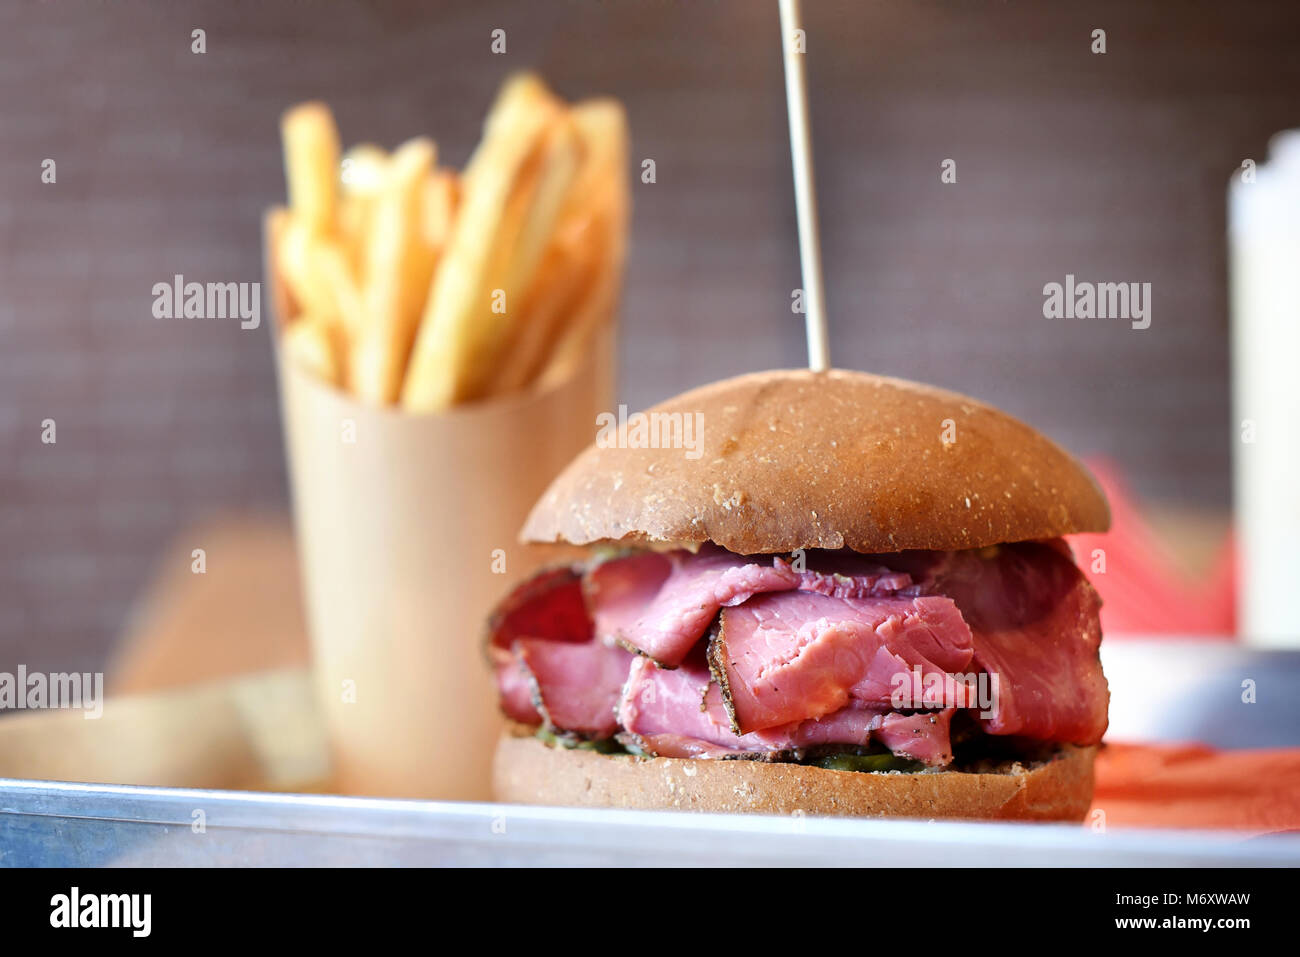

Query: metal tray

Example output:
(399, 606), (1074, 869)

(1, 641), (1298, 867)
(3, 778), (1298, 867)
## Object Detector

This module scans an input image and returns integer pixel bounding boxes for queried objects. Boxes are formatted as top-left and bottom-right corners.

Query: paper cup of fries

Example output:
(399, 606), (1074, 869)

(266, 75), (627, 799)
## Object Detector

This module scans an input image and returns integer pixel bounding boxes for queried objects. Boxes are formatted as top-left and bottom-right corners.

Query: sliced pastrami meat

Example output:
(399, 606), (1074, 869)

(776, 553), (913, 599)
(487, 565), (590, 651)
(874, 709), (956, 766)
(586, 546), (799, 666)
(586, 546), (916, 668)
(710, 591), (974, 733)
(488, 540), (1107, 754)
(916, 541), (1109, 744)
(486, 565), (591, 728)
(515, 638), (633, 738)
(618, 652), (954, 765)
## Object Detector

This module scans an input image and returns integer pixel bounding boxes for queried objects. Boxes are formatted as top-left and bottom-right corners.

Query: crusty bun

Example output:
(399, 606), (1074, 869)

(494, 728), (1097, 821)
(522, 369), (1109, 554)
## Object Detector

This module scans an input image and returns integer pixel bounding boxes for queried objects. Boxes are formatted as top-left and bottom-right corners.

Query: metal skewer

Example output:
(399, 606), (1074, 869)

(778, 0), (831, 372)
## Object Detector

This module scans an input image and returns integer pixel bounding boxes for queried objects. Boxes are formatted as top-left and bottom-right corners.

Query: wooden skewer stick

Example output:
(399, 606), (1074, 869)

(778, 0), (830, 373)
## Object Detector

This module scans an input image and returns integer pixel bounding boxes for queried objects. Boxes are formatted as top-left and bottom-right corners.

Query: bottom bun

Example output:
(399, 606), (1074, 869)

(493, 727), (1097, 821)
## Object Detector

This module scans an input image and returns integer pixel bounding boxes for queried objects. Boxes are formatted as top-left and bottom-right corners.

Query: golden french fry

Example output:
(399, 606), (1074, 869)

(277, 218), (364, 336)
(402, 74), (576, 410)
(519, 100), (628, 390)
(568, 98), (630, 262)
(501, 118), (582, 293)
(340, 143), (389, 198)
(283, 315), (346, 386)
(489, 206), (599, 394)
(488, 99), (629, 394)
(338, 194), (368, 275)
(281, 102), (340, 235)
(313, 240), (365, 338)
(464, 115), (580, 397)
(352, 137), (438, 404)
(273, 76), (630, 408)
(337, 145), (390, 276)
(401, 75), (562, 409)
(264, 206), (297, 325)
(420, 170), (459, 251)
(535, 104), (630, 388)
(563, 100), (628, 219)
(536, 230), (619, 390)
(279, 218), (343, 320)
(494, 249), (589, 392)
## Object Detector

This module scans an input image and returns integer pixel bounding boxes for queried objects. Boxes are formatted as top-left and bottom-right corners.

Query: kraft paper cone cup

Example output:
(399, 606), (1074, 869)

(266, 214), (615, 800)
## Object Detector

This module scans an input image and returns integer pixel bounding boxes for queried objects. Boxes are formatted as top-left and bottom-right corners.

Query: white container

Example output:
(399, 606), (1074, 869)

(1229, 130), (1300, 647)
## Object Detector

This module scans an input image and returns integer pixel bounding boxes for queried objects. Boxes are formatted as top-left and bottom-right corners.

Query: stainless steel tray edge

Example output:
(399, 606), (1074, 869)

(2, 778), (1297, 867)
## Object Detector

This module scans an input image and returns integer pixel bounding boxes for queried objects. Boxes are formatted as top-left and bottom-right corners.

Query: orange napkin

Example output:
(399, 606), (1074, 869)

(1090, 742), (1300, 835)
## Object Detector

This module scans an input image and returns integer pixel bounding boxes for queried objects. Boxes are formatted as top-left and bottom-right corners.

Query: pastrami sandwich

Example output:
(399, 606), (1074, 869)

(488, 369), (1110, 820)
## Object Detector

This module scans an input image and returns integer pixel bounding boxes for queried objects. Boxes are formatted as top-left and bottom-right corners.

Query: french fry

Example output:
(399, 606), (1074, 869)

(312, 240), (365, 338)
(338, 194), (366, 260)
(283, 315), (347, 386)
(339, 144), (390, 275)
(276, 218), (364, 336)
(281, 102), (340, 235)
(535, 101), (630, 389)
(264, 207), (297, 326)
(465, 115), (581, 396)
(279, 217), (345, 321)
(500, 119), (582, 294)
(420, 170), (459, 251)
(489, 98), (628, 392)
(554, 99), (628, 231)
(272, 74), (627, 408)
(401, 74), (570, 411)
(489, 210), (598, 393)
(536, 229), (621, 391)
(352, 137), (438, 404)
(340, 143), (389, 198)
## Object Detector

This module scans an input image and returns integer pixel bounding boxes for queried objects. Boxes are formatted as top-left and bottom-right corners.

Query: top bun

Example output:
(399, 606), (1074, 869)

(521, 369), (1109, 554)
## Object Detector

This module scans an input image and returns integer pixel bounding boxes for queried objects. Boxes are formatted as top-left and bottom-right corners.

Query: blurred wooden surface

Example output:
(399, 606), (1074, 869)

(0, 516), (324, 792)
(0, 667), (328, 792)
(109, 515), (310, 695)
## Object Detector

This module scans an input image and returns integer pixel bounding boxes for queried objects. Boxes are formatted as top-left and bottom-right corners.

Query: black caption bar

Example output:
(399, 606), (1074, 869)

(0, 866), (1276, 943)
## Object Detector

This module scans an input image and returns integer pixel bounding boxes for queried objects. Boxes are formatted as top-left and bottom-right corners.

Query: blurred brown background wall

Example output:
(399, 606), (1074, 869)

(1, 0), (1297, 673)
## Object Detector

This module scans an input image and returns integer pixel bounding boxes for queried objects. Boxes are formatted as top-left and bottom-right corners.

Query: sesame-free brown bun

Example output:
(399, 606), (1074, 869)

(522, 369), (1109, 554)
(493, 728), (1097, 821)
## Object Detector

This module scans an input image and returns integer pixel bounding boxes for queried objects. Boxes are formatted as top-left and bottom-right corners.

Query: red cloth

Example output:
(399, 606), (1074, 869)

(1067, 459), (1235, 637)
(1090, 742), (1300, 835)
